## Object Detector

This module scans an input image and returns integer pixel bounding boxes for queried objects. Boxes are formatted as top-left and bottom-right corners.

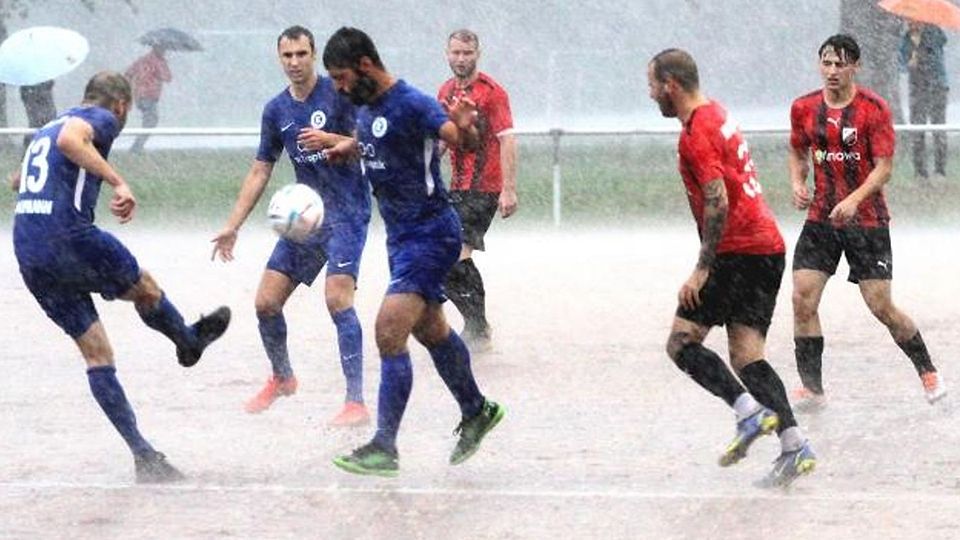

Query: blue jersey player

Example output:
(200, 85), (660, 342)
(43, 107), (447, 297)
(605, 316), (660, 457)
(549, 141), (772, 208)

(316, 27), (505, 477)
(12, 72), (231, 484)
(211, 26), (373, 426)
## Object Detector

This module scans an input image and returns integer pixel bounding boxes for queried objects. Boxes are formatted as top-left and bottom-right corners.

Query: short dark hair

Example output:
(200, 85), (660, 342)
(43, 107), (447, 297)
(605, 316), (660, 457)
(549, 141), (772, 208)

(322, 27), (384, 70)
(448, 29), (479, 48)
(83, 71), (131, 107)
(650, 48), (699, 92)
(818, 34), (860, 63)
(278, 25), (315, 52)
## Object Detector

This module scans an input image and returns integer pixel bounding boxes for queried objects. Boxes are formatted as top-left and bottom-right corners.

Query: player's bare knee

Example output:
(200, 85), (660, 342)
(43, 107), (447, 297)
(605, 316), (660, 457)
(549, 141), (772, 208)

(125, 271), (162, 307)
(666, 332), (692, 362)
(375, 324), (408, 355)
(254, 295), (284, 317)
(412, 320), (449, 348)
(867, 301), (897, 327)
(324, 290), (353, 315)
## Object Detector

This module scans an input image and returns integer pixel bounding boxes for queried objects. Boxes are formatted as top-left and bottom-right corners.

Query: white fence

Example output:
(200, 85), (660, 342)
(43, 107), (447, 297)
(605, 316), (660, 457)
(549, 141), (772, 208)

(4, 124), (959, 226)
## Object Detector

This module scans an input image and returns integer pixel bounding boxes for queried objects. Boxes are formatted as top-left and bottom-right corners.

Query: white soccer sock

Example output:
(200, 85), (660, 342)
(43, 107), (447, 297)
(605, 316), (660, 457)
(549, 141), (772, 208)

(733, 392), (761, 421)
(779, 426), (806, 452)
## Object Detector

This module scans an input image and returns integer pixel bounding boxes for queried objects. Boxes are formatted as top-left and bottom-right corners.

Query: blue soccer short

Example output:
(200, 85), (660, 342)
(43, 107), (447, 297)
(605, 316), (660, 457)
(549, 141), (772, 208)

(16, 228), (141, 339)
(267, 219), (369, 286)
(385, 208), (461, 303)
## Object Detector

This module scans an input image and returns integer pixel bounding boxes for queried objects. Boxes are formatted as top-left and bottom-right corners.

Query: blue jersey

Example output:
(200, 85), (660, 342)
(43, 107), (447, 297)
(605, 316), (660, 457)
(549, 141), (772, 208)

(356, 80), (451, 236)
(13, 106), (119, 251)
(257, 76), (370, 225)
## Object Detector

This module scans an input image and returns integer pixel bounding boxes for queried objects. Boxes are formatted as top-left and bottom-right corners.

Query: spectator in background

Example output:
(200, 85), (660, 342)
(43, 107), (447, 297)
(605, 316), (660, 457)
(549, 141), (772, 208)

(19, 80), (56, 148)
(124, 45), (171, 153)
(900, 21), (948, 183)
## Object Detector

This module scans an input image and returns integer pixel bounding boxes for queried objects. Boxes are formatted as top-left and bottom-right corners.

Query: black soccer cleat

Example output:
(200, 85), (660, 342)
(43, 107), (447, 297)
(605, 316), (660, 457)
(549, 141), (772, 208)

(134, 451), (185, 484)
(177, 306), (231, 367)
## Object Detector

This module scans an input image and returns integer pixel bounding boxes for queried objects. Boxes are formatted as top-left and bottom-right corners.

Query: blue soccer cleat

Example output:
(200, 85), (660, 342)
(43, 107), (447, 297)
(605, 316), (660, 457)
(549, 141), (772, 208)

(756, 442), (817, 489)
(719, 407), (779, 467)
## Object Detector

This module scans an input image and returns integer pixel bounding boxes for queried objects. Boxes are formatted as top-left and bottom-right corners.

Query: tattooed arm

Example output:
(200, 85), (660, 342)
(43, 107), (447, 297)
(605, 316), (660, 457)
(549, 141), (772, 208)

(697, 179), (729, 269)
(679, 178), (728, 311)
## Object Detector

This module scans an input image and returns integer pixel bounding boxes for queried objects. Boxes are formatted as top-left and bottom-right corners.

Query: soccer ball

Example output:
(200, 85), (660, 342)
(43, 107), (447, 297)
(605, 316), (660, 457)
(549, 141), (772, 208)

(267, 183), (324, 242)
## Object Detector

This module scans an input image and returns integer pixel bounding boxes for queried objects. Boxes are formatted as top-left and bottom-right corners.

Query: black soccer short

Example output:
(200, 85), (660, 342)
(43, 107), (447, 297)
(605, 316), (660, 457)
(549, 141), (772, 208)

(792, 221), (893, 284)
(676, 253), (785, 336)
(449, 190), (499, 251)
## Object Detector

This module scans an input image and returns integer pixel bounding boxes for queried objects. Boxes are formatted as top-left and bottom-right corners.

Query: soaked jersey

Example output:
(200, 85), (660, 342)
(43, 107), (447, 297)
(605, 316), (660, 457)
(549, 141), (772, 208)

(257, 76), (370, 225)
(13, 106), (119, 247)
(678, 101), (785, 255)
(437, 72), (514, 193)
(356, 79), (451, 235)
(790, 87), (894, 227)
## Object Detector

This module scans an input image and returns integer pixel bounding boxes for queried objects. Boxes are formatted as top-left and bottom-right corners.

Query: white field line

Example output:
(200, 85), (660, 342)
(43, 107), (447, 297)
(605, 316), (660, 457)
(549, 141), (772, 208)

(0, 481), (955, 503)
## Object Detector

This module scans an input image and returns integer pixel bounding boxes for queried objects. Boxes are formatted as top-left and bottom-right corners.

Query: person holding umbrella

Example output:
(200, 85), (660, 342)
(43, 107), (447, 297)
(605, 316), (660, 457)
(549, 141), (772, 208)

(19, 79), (57, 148)
(900, 20), (949, 183)
(124, 44), (171, 153)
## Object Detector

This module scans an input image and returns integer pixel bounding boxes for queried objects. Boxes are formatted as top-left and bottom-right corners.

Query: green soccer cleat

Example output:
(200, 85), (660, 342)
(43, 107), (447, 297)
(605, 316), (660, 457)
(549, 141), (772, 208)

(332, 442), (399, 478)
(450, 399), (505, 465)
(719, 407), (779, 467)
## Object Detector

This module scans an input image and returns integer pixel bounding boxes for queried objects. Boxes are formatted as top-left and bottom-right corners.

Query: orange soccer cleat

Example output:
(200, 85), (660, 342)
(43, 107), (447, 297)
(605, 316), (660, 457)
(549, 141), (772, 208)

(921, 371), (947, 404)
(244, 375), (298, 414)
(328, 401), (371, 427)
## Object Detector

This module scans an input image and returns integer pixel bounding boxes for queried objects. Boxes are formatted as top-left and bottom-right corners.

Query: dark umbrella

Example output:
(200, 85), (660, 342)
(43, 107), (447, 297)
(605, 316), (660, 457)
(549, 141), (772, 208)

(137, 27), (202, 52)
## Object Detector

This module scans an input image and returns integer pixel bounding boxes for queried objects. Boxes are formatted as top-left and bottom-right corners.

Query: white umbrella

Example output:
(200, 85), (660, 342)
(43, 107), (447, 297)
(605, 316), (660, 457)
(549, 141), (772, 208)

(0, 26), (89, 85)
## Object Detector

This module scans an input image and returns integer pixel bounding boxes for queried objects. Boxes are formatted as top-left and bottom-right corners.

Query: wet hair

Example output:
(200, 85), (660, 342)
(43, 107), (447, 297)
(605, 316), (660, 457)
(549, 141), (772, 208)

(448, 29), (480, 49)
(278, 25), (315, 52)
(322, 27), (384, 70)
(650, 48), (699, 92)
(818, 34), (860, 63)
(82, 71), (132, 107)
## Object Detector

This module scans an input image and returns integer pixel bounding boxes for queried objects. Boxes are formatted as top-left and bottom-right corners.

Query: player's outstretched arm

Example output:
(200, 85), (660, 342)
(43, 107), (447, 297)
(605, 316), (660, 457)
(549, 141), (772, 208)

(296, 128), (353, 152)
(57, 117), (135, 223)
(211, 159), (274, 262)
(322, 136), (360, 164)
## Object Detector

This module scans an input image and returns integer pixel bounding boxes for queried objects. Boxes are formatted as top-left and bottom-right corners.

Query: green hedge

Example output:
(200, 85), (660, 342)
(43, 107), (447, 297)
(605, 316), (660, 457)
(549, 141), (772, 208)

(3, 134), (958, 228)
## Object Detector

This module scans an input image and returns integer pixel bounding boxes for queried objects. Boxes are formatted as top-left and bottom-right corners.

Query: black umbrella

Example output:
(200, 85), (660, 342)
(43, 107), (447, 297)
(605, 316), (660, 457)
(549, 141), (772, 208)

(137, 27), (202, 52)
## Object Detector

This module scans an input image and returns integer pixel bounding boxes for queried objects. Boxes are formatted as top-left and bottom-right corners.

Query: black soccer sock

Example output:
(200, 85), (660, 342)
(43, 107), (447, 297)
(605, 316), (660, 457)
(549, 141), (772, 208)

(674, 343), (746, 407)
(738, 360), (798, 433)
(444, 260), (471, 320)
(459, 258), (488, 329)
(897, 331), (936, 375)
(794, 336), (824, 394)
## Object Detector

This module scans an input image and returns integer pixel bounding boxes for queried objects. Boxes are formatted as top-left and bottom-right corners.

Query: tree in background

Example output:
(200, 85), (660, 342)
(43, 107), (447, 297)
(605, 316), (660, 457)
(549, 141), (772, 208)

(840, 0), (906, 123)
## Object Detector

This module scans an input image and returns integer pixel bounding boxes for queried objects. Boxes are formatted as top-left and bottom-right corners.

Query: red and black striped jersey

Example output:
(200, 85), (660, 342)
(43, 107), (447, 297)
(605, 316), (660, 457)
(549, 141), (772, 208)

(438, 72), (514, 193)
(790, 87), (894, 228)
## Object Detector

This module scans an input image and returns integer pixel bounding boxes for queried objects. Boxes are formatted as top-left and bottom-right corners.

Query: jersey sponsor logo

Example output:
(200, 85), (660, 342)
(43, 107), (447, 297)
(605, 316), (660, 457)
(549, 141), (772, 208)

(842, 127), (857, 146)
(293, 152), (328, 165)
(814, 149), (861, 164)
(363, 158), (386, 170)
(15, 198), (53, 215)
(310, 110), (327, 129)
(371, 116), (388, 138)
(358, 141), (385, 170)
